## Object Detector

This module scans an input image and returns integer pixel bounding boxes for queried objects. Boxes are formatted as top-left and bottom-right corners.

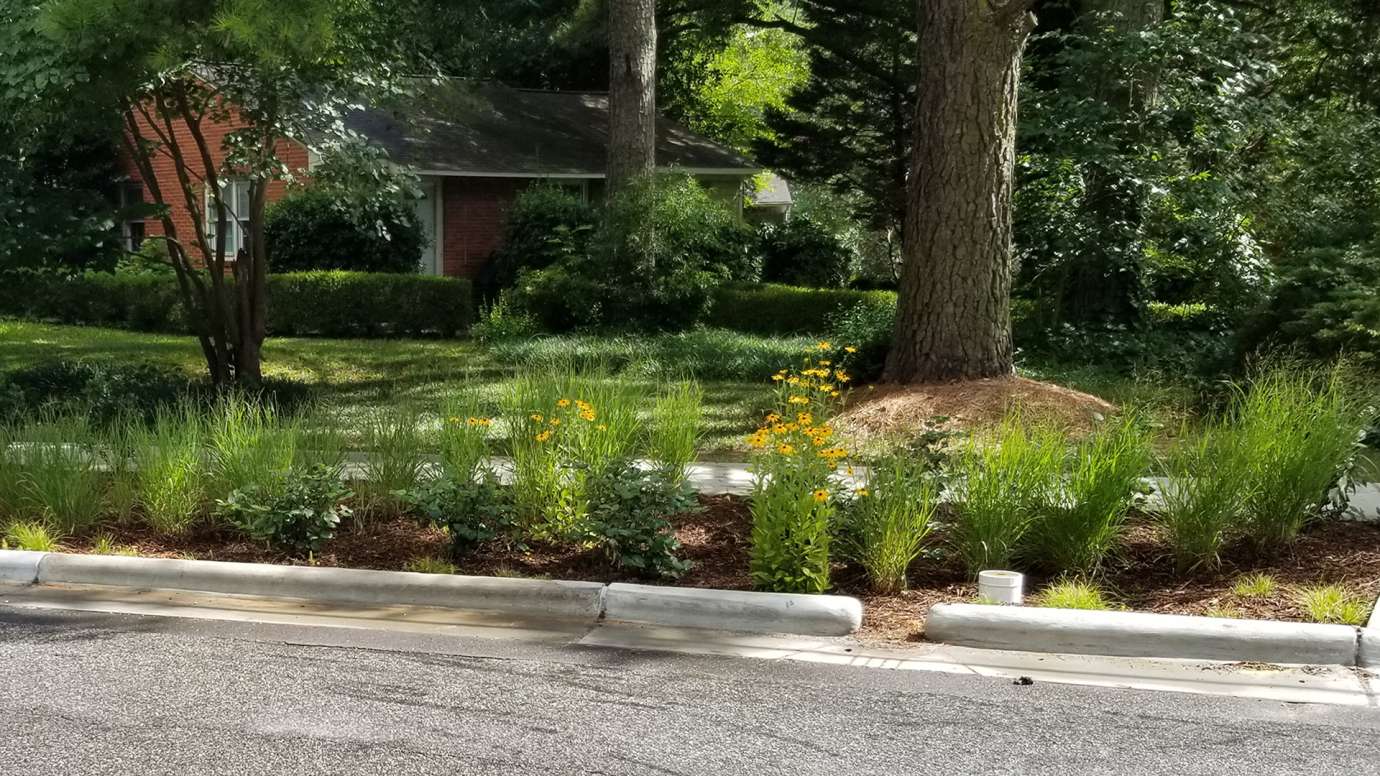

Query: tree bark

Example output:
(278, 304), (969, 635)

(884, 0), (1035, 383)
(607, 0), (657, 193)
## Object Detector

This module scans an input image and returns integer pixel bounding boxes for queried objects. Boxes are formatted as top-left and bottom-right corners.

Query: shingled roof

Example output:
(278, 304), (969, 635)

(341, 79), (759, 177)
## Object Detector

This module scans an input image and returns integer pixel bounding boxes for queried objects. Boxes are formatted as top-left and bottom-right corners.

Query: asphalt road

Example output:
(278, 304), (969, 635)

(2, 606), (1378, 776)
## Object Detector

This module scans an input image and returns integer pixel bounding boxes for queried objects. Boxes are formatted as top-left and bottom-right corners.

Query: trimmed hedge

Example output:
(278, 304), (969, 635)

(707, 283), (896, 335)
(0, 270), (473, 338)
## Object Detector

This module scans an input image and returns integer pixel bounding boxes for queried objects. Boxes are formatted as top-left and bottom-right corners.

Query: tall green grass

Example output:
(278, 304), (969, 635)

(6, 414), (105, 534)
(840, 456), (937, 593)
(1026, 415), (1150, 575)
(647, 380), (703, 487)
(356, 405), (428, 519)
(1231, 362), (1370, 548)
(134, 405), (207, 534)
(439, 391), (494, 481)
(206, 398), (300, 501)
(951, 417), (1062, 576)
(1157, 423), (1254, 574)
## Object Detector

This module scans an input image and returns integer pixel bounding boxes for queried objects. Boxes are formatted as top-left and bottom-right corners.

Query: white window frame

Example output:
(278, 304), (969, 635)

(206, 178), (252, 258)
(118, 182), (146, 252)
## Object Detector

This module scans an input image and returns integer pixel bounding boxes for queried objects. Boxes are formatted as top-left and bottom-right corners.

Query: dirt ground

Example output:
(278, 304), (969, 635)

(59, 494), (1380, 645)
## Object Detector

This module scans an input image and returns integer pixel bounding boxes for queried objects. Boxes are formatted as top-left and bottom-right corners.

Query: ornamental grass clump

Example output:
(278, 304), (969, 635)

(4, 413), (105, 534)
(1025, 415), (1150, 576)
(1231, 361), (1370, 549)
(135, 405), (208, 535)
(748, 341), (853, 593)
(438, 392), (495, 482)
(951, 417), (1062, 577)
(206, 398), (300, 503)
(1295, 584), (1370, 626)
(647, 380), (703, 487)
(1034, 579), (1113, 611)
(356, 405), (428, 520)
(839, 455), (938, 594)
(1157, 423), (1254, 575)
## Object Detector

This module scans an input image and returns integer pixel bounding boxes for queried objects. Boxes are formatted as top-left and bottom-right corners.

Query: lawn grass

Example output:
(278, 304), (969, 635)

(0, 320), (771, 456)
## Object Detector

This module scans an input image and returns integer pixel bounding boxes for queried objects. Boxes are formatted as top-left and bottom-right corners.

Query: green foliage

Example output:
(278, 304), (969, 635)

(134, 406), (207, 535)
(1157, 424), (1253, 575)
(484, 184), (596, 294)
(402, 476), (513, 557)
(90, 533), (138, 556)
(758, 216), (853, 288)
(217, 464), (351, 556)
(1295, 584), (1370, 626)
(2, 520), (60, 552)
(265, 187), (424, 274)
(1232, 572), (1277, 599)
(826, 297), (897, 381)
(2, 414), (105, 533)
(708, 284), (895, 336)
(206, 398), (302, 502)
(951, 419), (1063, 577)
(647, 381), (704, 488)
(486, 328), (813, 381)
(1035, 579), (1113, 611)
(471, 292), (541, 344)
(356, 405), (427, 519)
(0, 359), (193, 428)
(749, 475), (834, 594)
(1230, 362), (1371, 547)
(838, 455), (938, 594)
(512, 174), (759, 331)
(586, 464), (696, 580)
(1025, 416), (1151, 576)
(0, 271), (475, 338)
(405, 556), (457, 575)
(1244, 246), (1380, 363)
(437, 394), (493, 483)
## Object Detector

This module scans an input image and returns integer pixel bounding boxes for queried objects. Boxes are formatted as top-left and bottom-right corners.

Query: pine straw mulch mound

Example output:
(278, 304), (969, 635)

(835, 376), (1118, 443)
(58, 496), (1380, 645)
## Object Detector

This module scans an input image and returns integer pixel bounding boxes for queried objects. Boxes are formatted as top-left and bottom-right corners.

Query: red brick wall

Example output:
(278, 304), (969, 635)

(439, 177), (531, 278)
(119, 100), (309, 264)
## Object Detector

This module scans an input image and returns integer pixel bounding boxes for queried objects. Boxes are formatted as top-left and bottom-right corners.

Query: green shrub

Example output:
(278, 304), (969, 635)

(483, 184), (596, 294)
(838, 456), (938, 594)
(708, 284), (895, 336)
(951, 418), (1062, 577)
(471, 292), (541, 343)
(401, 476), (514, 557)
(759, 216), (854, 288)
(1231, 362), (1370, 548)
(1295, 584), (1370, 626)
(265, 187), (424, 274)
(586, 464), (696, 580)
(1025, 416), (1150, 575)
(134, 406), (207, 535)
(827, 297), (897, 381)
(0, 359), (195, 426)
(647, 381), (703, 487)
(1035, 579), (1113, 610)
(2, 520), (60, 552)
(217, 464), (352, 556)
(1242, 245), (1380, 363)
(1157, 424), (1254, 575)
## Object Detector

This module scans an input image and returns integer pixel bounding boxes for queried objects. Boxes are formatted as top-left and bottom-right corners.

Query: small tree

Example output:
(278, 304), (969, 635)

(36, 0), (400, 385)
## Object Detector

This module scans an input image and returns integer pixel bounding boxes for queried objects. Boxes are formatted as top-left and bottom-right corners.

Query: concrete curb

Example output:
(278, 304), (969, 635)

(0, 551), (862, 638)
(604, 583), (862, 637)
(926, 603), (1362, 666)
(0, 550), (46, 585)
(34, 553), (606, 621)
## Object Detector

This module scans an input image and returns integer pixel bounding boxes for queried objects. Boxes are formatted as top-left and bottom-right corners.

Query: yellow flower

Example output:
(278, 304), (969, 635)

(579, 409), (597, 421)
(771, 374), (784, 381)
(818, 360), (831, 367)
(549, 417), (561, 426)
(534, 430), (552, 443)
(596, 424), (608, 431)
(812, 489), (829, 503)
(796, 412), (813, 426)
(575, 400), (592, 412)
(855, 488), (870, 497)
(816, 341), (832, 351)
(530, 413), (544, 423)
(845, 346), (857, 354)
(765, 413), (781, 423)
(820, 383), (835, 392)
(831, 391), (841, 398)
(447, 416), (461, 424)
(777, 444), (796, 456)
(787, 395), (809, 405)
(556, 398), (571, 408)
(835, 370), (851, 383)
(466, 417), (490, 426)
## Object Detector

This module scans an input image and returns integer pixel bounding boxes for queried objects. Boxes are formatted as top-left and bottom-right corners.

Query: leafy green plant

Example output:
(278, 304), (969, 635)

(216, 465), (352, 556)
(647, 380), (703, 487)
(586, 464), (696, 580)
(405, 556), (457, 575)
(471, 292), (541, 343)
(1035, 579), (1113, 611)
(749, 476), (834, 593)
(1156, 423), (1254, 575)
(838, 455), (938, 594)
(1295, 584), (1370, 626)
(2, 520), (60, 552)
(134, 406), (207, 535)
(1231, 362), (1371, 548)
(401, 476), (515, 557)
(90, 533), (138, 556)
(1026, 415), (1150, 575)
(1232, 572), (1277, 599)
(356, 405), (427, 519)
(951, 418), (1062, 576)
(207, 398), (299, 502)
(438, 393), (494, 483)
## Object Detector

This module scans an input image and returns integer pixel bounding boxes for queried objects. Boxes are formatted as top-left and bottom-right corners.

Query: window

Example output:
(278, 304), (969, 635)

(206, 178), (252, 257)
(118, 182), (146, 252)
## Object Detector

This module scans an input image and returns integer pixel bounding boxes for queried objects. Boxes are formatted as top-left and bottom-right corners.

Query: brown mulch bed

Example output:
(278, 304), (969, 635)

(59, 496), (1380, 646)
(835, 376), (1118, 442)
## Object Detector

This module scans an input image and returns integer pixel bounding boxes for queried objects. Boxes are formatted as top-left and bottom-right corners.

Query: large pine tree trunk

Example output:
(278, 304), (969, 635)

(884, 0), (1036, 383)
(607, 0), (657, 193)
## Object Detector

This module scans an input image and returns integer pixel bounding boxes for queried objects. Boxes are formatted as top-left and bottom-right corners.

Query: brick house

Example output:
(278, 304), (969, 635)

(119, 79), (775, 280)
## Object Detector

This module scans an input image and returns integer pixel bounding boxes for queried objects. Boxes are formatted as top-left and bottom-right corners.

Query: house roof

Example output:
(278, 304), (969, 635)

(341, 79), (760, 178)
(750, 173), (793, 208)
